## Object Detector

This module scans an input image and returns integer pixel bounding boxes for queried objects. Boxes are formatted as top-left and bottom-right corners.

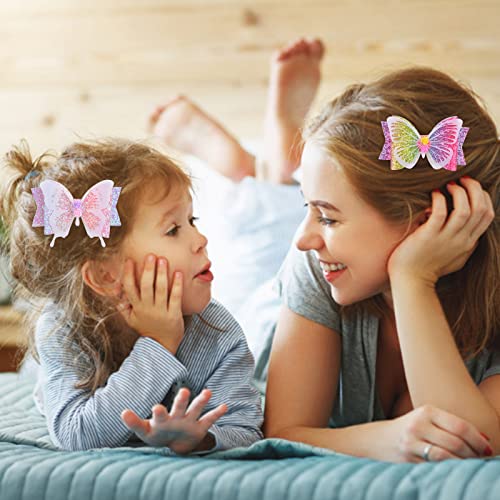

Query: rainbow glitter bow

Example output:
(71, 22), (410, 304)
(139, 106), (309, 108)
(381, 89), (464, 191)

(379, 116), (469, 171)
(31, 180), (121, 248)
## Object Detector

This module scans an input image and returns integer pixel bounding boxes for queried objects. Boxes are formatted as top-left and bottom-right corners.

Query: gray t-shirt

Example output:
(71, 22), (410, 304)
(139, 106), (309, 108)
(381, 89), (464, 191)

(275, 243), (500, 428)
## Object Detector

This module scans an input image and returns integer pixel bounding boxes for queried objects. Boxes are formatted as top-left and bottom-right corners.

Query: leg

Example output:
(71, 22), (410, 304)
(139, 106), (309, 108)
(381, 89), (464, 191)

(259, 37), (325, 184)
(148, 95), (255, 182)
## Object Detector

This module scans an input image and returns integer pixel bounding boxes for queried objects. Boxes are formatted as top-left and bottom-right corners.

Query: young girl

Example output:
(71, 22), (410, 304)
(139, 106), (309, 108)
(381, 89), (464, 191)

(263, 66), (500, 463)
(0, 139), (263, 452)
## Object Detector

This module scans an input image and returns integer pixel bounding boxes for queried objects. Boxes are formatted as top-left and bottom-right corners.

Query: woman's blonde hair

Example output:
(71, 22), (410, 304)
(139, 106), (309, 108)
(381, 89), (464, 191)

(0, 138), (191, 392)
(304, 66), (500, 358)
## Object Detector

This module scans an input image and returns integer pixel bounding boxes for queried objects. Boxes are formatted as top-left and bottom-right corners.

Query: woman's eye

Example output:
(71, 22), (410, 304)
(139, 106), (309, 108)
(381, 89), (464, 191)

(165, 224), (180, 236)
(317, 216), (337, 226)
(190, 216), (199, 226)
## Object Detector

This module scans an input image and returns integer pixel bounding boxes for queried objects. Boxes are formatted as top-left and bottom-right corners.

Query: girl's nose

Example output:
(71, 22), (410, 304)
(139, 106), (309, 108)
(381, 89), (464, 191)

(192, 227), (208, 253)
(295, 217), (324, 252)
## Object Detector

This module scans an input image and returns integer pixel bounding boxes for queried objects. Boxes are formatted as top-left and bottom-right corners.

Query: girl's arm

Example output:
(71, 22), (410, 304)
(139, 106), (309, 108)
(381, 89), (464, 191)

(37, 322), (189, 451)
(199, 329), (264, 451)
(120, 316), (264, 453)
(265, 306), (491, 462)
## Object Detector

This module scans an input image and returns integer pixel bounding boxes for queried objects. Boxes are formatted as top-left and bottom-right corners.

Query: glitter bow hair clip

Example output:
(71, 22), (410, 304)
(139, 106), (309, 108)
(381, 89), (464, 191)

(379, 116), (469, 171)
(31, 180), (121, 248)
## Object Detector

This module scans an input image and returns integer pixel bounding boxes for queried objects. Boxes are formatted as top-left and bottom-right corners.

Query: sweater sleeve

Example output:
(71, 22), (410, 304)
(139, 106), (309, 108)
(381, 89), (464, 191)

(36, 315), (188, 451)
(195, 326), (264, 453)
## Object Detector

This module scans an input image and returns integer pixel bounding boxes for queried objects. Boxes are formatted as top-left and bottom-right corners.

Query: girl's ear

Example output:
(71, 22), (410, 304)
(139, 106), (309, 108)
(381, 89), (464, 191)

(81, 260), (121, 298)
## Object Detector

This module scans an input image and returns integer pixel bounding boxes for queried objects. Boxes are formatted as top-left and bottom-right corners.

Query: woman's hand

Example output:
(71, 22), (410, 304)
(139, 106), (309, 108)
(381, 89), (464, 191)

(121, 388), (228, 454)
(390, 404), (492, 462)
(388, 177), (494, 285)
(117, 254), (184, 354)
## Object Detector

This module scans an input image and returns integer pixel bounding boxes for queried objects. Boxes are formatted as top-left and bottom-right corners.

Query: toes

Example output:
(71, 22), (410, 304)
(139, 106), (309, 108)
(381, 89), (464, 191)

(309, 38), (325, 59)
(295, 38), (308, 55)
(276, 37), (323, 62)
(277, 37), (307, 61)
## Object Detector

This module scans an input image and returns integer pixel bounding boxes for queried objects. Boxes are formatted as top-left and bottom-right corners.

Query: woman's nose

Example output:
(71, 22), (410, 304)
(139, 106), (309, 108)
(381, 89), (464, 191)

(295, 217), (324, 252)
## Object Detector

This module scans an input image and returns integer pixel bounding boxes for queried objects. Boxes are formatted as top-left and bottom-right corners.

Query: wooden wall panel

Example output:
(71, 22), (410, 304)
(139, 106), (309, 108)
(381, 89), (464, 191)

(0, 0), (498, 155)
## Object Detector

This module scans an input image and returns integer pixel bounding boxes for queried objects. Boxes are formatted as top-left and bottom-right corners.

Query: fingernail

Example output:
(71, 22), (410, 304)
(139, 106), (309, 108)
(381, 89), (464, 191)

(483, 445), (493, 457)
(480, 432), (491, 441)
(175, 271), (182, 279)
(433, 189), (441, 193)
(448, 181), (457, 186)
(148, 255), (155, 263)
(461, 175), (471, 179)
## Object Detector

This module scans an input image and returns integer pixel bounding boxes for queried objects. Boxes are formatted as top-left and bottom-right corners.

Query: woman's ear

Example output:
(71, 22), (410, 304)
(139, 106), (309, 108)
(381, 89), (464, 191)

(81, 260), (121, 298)
(417, 208), (432, 226)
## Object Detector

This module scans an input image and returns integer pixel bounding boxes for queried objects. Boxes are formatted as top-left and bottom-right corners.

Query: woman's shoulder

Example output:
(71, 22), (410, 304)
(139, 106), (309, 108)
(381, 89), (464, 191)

(274, 245), (342, 332)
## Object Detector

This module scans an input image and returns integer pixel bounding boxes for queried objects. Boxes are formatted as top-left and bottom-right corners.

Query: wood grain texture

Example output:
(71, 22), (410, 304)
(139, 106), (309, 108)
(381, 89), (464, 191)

(0, 0), (498, 155)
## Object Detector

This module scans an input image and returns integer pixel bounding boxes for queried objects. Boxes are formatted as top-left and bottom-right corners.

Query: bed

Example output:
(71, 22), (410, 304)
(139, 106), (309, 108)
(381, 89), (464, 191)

(1, 372), (500, 500)
(3, 160), (500, 500)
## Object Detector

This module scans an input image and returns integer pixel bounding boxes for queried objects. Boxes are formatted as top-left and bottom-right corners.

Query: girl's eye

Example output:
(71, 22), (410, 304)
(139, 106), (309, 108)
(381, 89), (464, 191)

(190, 216), (199, 226)
(165, 224), (180, 237)
(317, 216), (337, 226)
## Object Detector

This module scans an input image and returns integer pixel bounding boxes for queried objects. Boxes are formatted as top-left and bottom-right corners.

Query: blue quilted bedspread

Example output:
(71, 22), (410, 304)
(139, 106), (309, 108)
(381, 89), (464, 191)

(1, 373), (500, 500)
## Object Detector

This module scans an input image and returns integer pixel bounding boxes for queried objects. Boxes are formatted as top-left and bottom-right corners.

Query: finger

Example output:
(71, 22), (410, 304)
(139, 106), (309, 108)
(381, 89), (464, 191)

(414, 441), (461, 463)
(431, 409), (491, 457)
(140, 254), (156, 306)
(442, 182), (472, 235)
(185, 389), (212, 421)
(168, 271), (183, 311)
(121, 409), (151, 439)
(425, 190), (449, 233)
(155, 258), (168, 308)
(457, 177), (491, 240)
(425, 424), (478, 458)
(170, 388), (191, 418)
(122, 259), (140, 304)
(198, 404), (228, 433)
(151, 404), (169, 424)
(469, 189), (495, 242)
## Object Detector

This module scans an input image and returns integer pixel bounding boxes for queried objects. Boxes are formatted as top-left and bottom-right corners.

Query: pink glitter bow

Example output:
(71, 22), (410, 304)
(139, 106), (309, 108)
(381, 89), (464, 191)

(379, 116), (469, 171)
(31, 180), (121, 248)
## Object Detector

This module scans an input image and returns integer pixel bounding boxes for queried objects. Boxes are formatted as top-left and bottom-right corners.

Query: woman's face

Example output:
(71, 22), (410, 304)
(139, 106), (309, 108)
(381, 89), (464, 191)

(296, 141), (413, 307)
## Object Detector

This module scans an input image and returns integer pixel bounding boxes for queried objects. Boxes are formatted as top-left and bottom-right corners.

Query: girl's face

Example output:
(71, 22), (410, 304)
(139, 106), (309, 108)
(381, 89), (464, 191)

(120, 185), (212, 315)
(297, 141), (413, 307)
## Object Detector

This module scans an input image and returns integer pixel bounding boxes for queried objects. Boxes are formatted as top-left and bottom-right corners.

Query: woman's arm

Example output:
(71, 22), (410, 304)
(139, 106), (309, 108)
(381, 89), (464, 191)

(265, 305), (491, 462)
(264, 305), (400, 459)
(387, 179), (499, 451)
(390, 276), (500, 451)
(264, 305), (340, 437)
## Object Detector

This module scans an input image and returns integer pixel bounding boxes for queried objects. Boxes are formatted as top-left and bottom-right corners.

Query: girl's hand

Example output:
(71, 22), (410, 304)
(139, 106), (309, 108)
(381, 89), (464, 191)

(121, 388), (228, 454)
(388, 177), (494, 285)
(117, 254), (184, 354)
(391, 404), (492, 462)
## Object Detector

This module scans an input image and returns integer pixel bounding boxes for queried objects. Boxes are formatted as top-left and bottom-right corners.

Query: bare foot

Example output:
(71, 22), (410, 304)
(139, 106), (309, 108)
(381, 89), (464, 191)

(149, 96), (255, 182)
(260, 37), (325, 184)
